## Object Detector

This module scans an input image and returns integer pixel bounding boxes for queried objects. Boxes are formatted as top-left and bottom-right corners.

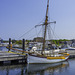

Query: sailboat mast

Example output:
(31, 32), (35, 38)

(42, 0), (49, 54)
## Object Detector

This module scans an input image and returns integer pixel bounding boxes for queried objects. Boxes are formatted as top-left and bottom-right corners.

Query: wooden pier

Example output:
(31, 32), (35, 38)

(0, 51), (27, 64)
(0, 38), (28, 65)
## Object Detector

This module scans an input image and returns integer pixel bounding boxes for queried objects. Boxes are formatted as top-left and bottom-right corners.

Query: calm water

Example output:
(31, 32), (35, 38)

(0, 46), (75, 75)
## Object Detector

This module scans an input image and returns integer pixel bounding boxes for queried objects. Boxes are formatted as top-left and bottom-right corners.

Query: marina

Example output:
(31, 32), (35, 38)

(0, 37), (75, 64)
(0, 0), (75, 75)
(0, 46), (75, 75)
(0, 0), (75, 64)
(0, 44), (75, 65)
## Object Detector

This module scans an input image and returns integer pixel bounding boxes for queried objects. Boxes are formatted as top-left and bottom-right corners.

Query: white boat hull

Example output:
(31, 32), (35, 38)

(28, 55), (69, 64)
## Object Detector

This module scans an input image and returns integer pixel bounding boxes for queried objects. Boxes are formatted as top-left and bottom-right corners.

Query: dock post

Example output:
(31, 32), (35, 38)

(22, 39), (25, 54)
(8, 38), (11, 52)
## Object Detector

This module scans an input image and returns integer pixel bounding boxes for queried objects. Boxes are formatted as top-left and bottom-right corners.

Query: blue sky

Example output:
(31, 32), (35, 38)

(0, 0), (75, 40)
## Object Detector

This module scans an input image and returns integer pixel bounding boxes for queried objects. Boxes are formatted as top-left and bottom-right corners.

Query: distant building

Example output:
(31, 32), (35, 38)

(66, 41), (72, 45)
(33, 37), (43, 42)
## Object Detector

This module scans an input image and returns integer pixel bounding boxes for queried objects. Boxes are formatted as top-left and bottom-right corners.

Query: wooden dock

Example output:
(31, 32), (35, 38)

(0, 51), (27, 64)
(0, 38), (28, 65)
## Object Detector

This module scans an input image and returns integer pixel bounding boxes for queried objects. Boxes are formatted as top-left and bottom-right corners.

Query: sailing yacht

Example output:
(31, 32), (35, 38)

(28, 0), (70, 64)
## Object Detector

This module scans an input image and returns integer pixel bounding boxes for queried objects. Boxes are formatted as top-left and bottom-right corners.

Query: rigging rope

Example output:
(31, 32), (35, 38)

(27, 26), (43, 39)
(49, 24), (60, 39)
(18, 15), (46, 40)
(18, 27), (35, 39)
(37, 27), (43, 37)
(47, 24), (51, 40)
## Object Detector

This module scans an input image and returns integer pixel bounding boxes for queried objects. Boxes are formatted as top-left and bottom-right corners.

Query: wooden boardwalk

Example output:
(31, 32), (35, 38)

(0, 51), (27, 64)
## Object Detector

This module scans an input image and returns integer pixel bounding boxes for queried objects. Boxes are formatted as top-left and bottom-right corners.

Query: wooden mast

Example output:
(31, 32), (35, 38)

(42, 0), (49, 55)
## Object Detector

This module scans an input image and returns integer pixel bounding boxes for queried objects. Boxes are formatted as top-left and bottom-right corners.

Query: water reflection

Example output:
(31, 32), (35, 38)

(0, 61), (69, 75)
(27, 61), (69, 75)
(0, 64), (27, 75)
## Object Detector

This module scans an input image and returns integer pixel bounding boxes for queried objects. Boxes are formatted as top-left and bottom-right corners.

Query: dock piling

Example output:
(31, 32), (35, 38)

(22, 39), (25, 54)
(8, 38), (11, 52)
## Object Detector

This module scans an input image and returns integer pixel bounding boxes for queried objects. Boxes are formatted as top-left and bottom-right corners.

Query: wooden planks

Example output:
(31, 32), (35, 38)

(0, 51), (27, 63)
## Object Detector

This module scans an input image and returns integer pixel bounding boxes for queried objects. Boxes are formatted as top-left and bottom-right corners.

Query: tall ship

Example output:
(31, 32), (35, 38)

(27, 0), (70, 64)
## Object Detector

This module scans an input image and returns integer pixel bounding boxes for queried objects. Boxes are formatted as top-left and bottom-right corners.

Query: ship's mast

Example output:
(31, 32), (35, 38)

(42, 0), (49, 55)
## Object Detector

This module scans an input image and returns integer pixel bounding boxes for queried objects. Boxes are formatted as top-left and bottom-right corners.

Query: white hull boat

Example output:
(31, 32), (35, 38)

(28, 53), (69, 64)
(27, 0), (70, 64)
